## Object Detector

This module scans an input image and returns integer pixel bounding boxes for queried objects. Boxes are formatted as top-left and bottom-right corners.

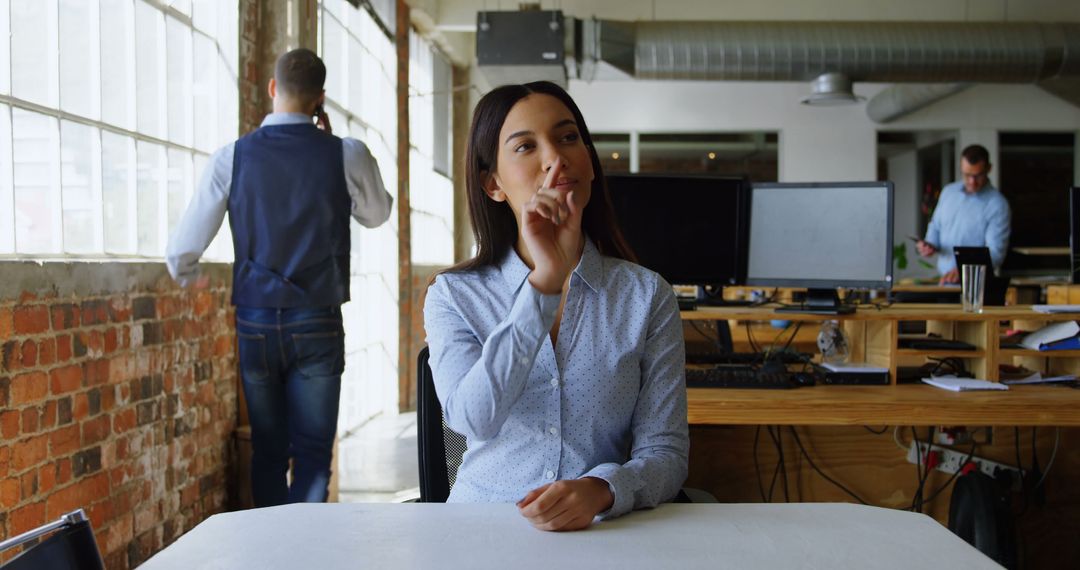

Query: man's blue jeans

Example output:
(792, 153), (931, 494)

(235, 305), (344, 506)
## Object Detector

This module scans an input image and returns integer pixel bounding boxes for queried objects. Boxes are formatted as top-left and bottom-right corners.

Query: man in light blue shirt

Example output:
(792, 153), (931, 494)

(917, 144), (1011, 284)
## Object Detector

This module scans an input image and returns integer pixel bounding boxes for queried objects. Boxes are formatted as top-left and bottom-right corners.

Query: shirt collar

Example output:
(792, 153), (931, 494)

(498, 237), (604, 294)
(260, 112), (315, 127)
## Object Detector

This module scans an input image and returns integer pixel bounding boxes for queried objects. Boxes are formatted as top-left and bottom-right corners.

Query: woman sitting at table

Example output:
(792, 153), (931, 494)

(423, 81), (689, 532)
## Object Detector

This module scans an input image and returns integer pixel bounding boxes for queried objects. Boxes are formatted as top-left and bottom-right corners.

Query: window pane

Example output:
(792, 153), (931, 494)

(0, 105), (13, 253)
(100, 0), (133, 129)
(216, 0), (237, 72)
(167, 148), (191, 231)
(60, 121), (99, 254)
(11, 0), (54, 106)
(170, 0), (191, 17)
(102, 131), (134, 254)
(193, 32), (216, 152)
(167, 16), (192, 145)
(136, 141), (164, 256)
(0, 0), (11, 94)
(191, 0), (216, 37)
(323, 14), (345, 105)
(218, 54), (237, 145)
(13, 109), (59, 253)
(59, 0), (95, 118)
(136, 1), (163, 138)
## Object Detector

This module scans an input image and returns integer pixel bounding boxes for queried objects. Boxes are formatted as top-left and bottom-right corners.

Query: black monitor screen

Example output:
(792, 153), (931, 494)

(746, 181), (893, 290)
(607, 174), (747, 286)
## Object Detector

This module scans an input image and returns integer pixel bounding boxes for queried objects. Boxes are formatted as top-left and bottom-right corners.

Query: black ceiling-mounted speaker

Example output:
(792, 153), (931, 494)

(1071, 187), (1080, 284)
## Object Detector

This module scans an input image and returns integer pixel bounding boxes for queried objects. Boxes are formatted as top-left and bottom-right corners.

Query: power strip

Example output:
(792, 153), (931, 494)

(907, 441), (1021, 479)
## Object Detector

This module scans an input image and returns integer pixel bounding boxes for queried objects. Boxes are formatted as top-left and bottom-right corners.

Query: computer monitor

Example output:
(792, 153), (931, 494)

(746, 181), (894, 314)
(1071, 186), (1080, 284)
(607, 174), (748, 290)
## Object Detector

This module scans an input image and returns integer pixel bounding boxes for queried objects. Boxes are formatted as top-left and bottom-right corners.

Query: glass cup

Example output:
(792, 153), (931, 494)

(961, 264), (986, 313)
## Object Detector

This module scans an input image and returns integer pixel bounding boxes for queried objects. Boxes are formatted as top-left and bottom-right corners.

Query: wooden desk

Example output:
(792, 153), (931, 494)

(140, 503), (994, 569)
(683, 304), (1080, 426)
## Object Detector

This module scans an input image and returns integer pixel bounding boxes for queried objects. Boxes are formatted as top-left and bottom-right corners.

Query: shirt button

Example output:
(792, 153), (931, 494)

(548, 427), (558, 436)
(550, 377), (558, 387)
(519, 357), (529, 365)
(545, 470), (555, 480)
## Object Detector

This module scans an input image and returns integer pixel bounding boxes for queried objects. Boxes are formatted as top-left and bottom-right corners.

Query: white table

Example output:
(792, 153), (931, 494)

(141, 503), (998, 569)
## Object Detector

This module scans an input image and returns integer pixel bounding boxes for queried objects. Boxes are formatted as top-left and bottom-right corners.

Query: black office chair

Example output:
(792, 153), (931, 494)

(417, 347), (710, 504)
(0, 509), (105, 570)
(417, 346), (467, 502)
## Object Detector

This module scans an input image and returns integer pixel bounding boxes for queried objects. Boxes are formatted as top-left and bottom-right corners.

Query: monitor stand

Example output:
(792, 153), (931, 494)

(774, 288), (855, 315)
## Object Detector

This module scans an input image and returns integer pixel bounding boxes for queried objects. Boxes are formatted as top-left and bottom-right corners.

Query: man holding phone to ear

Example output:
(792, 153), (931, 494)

(166, 48), (392, 506)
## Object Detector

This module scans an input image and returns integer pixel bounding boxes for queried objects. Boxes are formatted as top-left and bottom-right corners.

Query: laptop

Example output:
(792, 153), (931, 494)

(952, 246), (1009, 306)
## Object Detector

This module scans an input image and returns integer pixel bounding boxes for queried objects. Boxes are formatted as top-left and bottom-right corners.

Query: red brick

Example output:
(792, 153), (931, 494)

(0, 445), (10, 477)
(108, 298), (132, 323)
(0, 477), (20, 509)
(0, 410), (18, 440)
(12, 433), (49, 471)
(194, 292), (212, 317)
(13, 305), (49, 335)
(103, 328), (118, 354)
(20, 470), (37, 500)
(84, 359), (111, 387)
(19, 339), (37, 367)
(38, 462), (57, 494)
(20, 406), (38, 434)
(9, 501), (45, 535)
(50, 303), (80, 331)
(100, 386), (116, 412)
(56, 334), (72, 362)
(56, 458), (72, 485)
(11, 371), (48, 405)
(38, 337), (56, 366)
(81, 300), (109, 326)
(45, 471), (110, 520)
(88, 330), (104, 354)
(41, 399), (57, 429)
(50, 424), (81, 457)
(0, 306), (13, 339)
(82, 415), (111, 445)
(74, 393), (90, 420)
(113, 408), (136, 434)
(50, 364), (83, 394)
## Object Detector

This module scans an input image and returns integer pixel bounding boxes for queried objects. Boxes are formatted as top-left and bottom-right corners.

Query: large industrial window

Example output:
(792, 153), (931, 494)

(409, 30), (454, 267)
(318, 0), (401, 431)
(0, 0), (239, 259)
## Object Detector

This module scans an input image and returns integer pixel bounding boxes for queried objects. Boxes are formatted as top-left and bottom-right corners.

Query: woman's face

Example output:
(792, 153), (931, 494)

(484, 94), (594, 221)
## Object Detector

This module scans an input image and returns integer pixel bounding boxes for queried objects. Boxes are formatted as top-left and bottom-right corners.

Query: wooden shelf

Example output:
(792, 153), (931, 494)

(687, 384), (1080, 426)
(999, 349), (1080, 358)
(682, 304), (1080, 322)
(896, 348), (985, 358)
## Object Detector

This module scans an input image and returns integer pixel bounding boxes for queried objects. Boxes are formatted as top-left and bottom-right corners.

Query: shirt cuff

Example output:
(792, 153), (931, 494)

(507, 280), (561, 359)
(580, 462), (632, 520)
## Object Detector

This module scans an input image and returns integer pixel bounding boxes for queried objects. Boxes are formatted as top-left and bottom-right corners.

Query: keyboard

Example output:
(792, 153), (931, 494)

(686, 352), (810, 366)
(685, 365), (795, 389)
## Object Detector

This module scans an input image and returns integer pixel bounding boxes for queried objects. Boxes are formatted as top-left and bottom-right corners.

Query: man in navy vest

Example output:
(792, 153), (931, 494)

(166, 49), (393, 506)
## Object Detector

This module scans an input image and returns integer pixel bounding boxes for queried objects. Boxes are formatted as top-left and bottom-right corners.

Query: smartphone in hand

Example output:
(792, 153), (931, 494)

(313, 104), (332, 134)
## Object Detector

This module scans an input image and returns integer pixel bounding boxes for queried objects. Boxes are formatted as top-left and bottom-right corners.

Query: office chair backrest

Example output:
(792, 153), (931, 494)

(417, 347), (467, 502)
(0, 510), (104, 570)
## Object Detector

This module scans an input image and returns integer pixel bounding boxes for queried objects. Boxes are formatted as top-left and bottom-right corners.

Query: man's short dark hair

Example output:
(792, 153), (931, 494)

(961, 144), (990, 166)
(274, 48), (326, 104)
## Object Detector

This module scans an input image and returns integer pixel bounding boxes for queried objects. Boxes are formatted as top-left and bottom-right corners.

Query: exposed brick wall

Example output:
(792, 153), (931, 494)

(0, 262), (237, 569)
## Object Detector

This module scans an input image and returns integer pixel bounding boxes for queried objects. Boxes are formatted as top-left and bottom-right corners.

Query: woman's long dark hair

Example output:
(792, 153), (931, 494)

(443, 81), (635, 276)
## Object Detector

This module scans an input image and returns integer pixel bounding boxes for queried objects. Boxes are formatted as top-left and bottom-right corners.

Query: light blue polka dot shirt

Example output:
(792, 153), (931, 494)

(423, 238), (689, 519)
